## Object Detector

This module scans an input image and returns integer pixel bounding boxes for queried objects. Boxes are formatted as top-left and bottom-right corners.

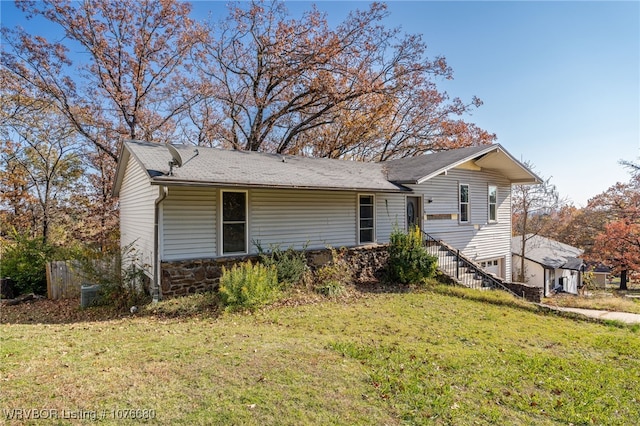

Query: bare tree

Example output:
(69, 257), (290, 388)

(0, 107), (84, 244)
(620, 159), (640, 175)
(194, 1), (495, 157)
(512, 162), (562, 282)
(2, 0), (207, 161)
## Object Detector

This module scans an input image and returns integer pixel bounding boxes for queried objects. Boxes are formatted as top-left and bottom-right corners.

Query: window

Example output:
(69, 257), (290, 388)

(459, 184), (469, 223)
(488, 185), (497, 222)
(359, 195), (375, 243)
(221, 191), (247, 254)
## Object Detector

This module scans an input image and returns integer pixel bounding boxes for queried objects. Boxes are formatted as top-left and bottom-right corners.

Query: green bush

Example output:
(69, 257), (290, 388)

(256, 242), (308, 287)
(311, 247), (353, 297)
(77, 242), (150, 309)
(387, 226), (437, 284)
(0, 233), (56, 295)
(219, 260), (280, 311)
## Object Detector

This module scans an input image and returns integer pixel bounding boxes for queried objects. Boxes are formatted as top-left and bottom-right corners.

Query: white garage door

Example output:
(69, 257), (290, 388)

(480, 258), (501, 278)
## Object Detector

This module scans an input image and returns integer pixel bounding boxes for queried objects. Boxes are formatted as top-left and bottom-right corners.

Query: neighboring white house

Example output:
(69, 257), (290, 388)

(512, 235), (585, 296)
(113, 140), (541, 299)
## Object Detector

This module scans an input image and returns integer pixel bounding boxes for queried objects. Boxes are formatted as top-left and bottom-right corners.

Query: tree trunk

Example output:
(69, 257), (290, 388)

(518, 219), (527, 282)
(620, 269), (628, 290)
(42, 209), (49, 245)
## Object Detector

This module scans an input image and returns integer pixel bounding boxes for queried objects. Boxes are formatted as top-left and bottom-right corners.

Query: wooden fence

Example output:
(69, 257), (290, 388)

(46, 261), (85, 300)
(46, 258), (118, 300)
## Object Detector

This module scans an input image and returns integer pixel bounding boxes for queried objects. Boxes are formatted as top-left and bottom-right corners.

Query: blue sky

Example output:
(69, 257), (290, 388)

(2, 1), (638, 206)
(283, 1), (639, 206)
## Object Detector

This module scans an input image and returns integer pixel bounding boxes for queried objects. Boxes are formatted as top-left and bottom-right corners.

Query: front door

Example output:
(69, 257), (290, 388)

(406, 197), (421, 230)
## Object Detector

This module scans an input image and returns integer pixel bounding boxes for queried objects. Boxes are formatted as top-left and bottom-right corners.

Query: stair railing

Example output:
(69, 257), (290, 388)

(423, 231), (520, 298)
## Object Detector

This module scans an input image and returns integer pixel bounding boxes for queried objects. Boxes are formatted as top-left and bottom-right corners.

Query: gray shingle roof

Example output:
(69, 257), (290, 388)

(384, 145), (494, 183)
(115, 140), (538, 195)
(512, 235), (584, 270)
(123, 140), (408, 192)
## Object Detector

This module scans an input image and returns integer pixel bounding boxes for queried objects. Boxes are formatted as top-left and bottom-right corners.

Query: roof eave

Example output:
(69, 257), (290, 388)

(513, 252), (583, 270)
(112, 140), (155, 197)
(513, 254), (562, 269)
(511, 178), (543, 184)
(412, 144), (503, 184)
(111, 143), (130, 197)
(149, 178), (412, 193)
(476, 146), (543, 184)
(561, 265), (584, 271)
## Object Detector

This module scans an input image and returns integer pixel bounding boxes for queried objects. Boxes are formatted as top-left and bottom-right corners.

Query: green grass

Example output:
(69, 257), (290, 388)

(1, 287), (639, 425)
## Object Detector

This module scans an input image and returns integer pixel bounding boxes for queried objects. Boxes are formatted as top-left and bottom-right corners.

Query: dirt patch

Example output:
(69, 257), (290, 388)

(0, 297), (131, 324)
(0, 281), (418, 325)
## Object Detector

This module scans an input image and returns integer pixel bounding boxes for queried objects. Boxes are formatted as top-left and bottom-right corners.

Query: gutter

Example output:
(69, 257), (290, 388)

(148, 179), (411, 193)
(153, 185), (168, 303)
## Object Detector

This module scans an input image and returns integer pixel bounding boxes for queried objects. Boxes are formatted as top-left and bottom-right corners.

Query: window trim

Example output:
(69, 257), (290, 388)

(358, 193), (375, 244)
(488, 185), (498, 223)
(459, 183), (470, 223)
(220, 189), (248, 255)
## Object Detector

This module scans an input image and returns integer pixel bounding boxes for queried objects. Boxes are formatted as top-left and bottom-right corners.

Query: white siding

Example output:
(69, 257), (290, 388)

(513, 255), (544, 288)
(250, 189), (357, 252)
(376, 194), (406, 243)
(559, 269), (579, 294)
(161, 187), (217, 261)
(119, 156), (157, 275)
(152, 165), (516, 278)
(408, 168), (514, 280)
(512, 256), (579, 295)
(158, 187), (406, 261)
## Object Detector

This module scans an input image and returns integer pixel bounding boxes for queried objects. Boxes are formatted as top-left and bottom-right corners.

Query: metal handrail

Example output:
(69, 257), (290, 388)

(423, 231), (520, 298)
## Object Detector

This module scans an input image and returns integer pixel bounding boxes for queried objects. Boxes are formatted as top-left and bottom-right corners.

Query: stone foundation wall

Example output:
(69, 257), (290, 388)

(159, 245), (540, 302)
(160, 244), (390, 298)
(502, 282), (543, 303)
(305, 244), (390, 283)
(160, 255), (255, 298)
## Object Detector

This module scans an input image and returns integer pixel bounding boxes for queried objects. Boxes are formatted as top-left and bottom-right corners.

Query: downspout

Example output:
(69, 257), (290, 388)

(153, 185), (168, 303)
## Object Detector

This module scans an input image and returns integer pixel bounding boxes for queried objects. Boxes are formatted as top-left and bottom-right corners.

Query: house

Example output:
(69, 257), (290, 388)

(512, 235), (585, 296)
(586, 263), (611, 289)
(113, 140), (541, 299)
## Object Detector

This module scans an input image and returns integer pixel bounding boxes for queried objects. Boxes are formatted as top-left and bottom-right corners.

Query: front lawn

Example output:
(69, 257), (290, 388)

(1, 288), (639, 425)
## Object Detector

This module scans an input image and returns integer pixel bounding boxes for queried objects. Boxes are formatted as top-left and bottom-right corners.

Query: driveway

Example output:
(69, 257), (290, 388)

(540, 304), (640, 324)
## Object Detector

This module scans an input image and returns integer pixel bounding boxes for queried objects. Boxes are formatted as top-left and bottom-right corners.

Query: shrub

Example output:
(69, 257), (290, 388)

(0, 232), (56, 295)
(388, 226), (437, 284)
(311, 247), (353, 297)
(256, 242), (308, 287)
(219, 260), (280, 311)
(77, 242), (150, 309)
